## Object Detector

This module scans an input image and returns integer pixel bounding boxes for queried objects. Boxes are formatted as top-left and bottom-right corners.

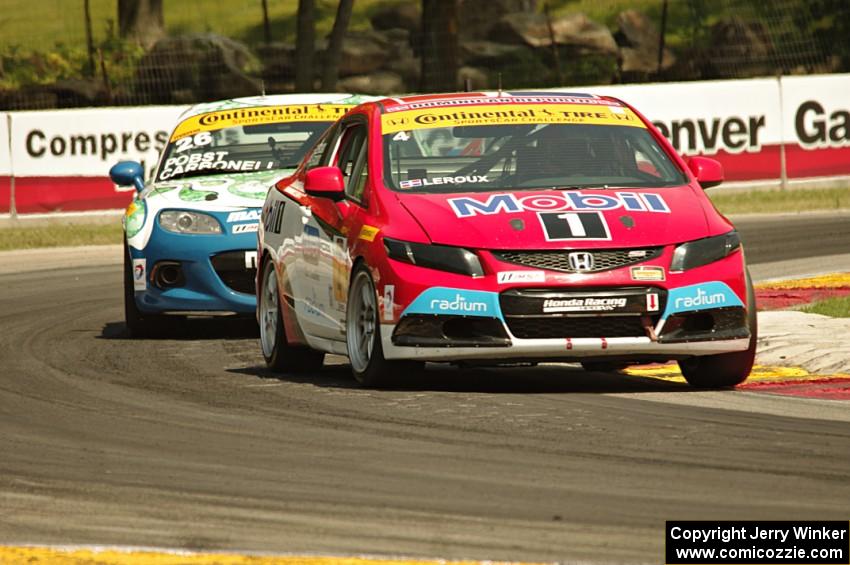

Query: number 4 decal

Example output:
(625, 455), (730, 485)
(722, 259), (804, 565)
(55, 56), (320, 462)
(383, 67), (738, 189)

(538, 212), (611, 241)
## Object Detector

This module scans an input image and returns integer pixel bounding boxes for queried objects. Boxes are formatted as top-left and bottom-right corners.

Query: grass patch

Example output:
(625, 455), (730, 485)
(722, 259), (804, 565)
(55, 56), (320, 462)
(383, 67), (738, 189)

(708, 186), (850, 215)
(0, 223), (122, 251)
(801, 295), (850, 318)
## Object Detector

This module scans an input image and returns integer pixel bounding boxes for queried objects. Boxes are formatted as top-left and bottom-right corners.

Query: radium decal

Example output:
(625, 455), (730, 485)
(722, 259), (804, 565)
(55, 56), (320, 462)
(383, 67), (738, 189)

(402, 287), (503, 320)
(399, 175), (489, 189)
(538, 211), (611, 241)
(662, 282), (743, 319)
(448, 191), (669, 218)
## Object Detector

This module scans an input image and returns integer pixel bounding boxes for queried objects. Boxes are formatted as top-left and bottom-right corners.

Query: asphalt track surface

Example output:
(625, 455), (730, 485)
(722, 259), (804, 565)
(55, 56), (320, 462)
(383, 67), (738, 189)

(1, 212), (849, 563)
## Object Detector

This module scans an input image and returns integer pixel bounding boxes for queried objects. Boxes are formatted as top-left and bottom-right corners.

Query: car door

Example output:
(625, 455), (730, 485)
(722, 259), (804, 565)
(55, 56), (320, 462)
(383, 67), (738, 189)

(296, 119), (369, 343)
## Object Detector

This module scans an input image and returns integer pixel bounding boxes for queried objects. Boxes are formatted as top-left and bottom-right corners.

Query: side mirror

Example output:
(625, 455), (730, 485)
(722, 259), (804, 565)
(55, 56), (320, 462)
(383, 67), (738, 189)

(110, 161), (146, 193)
(304, 166), (345, 201)
(686, 156), (724, 189)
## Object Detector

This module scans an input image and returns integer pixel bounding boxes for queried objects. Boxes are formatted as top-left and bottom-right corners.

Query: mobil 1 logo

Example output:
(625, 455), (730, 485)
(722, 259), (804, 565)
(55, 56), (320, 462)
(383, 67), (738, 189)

(538, 211), (611, 241)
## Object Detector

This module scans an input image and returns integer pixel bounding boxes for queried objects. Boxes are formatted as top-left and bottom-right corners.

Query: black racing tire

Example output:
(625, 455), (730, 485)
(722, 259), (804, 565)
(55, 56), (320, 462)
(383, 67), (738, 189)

(123, 240), (166, 338)
(581, 361), (631, 373)
(678, 272), (758, 389)
(346, 264), (421, 387)
(258, 257), (324, 373)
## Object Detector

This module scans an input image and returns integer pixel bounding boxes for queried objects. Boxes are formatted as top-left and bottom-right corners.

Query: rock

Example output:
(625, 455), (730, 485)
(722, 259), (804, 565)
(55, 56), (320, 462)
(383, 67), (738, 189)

(458, 66), (489, 90)
(614, 10), (675, 76)
(489, 12), (617, 55)
(0, 86), (58, 110)
(338, 31), (391, 76)
(706, 17), (773, 78)
(338, 71), (405, 95)
(459, 40), (531, 66)
(459, 0), (536, 39)
(370, 3), (421, 36)
(49, 78), (106, 107)
(135, 33), (263, 104)
(256, 42), (295, 82)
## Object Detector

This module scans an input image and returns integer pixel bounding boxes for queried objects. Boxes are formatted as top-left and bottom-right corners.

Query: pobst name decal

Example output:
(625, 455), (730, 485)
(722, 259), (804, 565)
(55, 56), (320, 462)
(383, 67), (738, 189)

(381, 103), (644, 134)
(399, 175), (489, 189)
(449, 191), (670, 218)
(663, 282), (744, 319)
(171, 104), (352, 141)
(160, 151), (270, 180)
(402, 287), (503, 320)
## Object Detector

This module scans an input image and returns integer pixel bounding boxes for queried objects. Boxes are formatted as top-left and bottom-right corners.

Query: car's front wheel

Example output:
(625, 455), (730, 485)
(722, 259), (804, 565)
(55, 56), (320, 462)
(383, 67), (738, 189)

(123, 241), (165, 338)
(678, 276), (757, 388)
(346, 264), (419, 387)
(259, 257), (324, 372)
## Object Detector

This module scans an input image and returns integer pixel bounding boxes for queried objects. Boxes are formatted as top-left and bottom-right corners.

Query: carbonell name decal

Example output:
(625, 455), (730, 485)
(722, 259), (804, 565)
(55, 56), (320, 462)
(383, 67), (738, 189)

(448, 191), (670, 218)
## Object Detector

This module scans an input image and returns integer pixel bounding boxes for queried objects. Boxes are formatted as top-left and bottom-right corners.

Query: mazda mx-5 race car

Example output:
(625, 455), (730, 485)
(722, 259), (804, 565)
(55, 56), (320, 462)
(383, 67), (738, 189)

(257, 91), (757, 388)
(110, 93), (371, 336)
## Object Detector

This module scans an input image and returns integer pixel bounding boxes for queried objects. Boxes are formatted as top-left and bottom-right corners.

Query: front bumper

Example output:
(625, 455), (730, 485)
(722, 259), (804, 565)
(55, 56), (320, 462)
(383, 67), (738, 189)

(376, 245), (752, 363)
(129, 217), (259, 315)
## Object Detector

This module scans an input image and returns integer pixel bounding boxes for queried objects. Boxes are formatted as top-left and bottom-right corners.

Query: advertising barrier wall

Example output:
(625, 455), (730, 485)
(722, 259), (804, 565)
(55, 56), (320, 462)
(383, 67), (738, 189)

(6, 105), (184, 214)
(0, 115), (11, 214)
(780, 74), (850, 180)
(2, 74), (848, 216)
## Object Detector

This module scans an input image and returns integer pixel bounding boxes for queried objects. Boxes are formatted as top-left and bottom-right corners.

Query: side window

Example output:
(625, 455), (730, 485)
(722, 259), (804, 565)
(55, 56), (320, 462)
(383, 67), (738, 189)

(335, 124), (369, 204)
(305, 124), (338, 170)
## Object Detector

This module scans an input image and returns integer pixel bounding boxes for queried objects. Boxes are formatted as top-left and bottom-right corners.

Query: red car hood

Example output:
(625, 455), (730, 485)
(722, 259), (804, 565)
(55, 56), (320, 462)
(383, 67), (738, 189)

(396, 187), (709, 250)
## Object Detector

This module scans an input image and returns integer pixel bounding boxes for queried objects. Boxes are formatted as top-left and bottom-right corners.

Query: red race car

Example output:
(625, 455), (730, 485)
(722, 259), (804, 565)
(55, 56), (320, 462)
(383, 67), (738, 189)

(257, 91), (756, 388)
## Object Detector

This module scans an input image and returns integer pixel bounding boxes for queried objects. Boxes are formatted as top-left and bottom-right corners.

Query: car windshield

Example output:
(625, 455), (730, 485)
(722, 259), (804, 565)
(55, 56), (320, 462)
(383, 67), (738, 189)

(157, 104), (350, 182)
(382, 102), (687, 193)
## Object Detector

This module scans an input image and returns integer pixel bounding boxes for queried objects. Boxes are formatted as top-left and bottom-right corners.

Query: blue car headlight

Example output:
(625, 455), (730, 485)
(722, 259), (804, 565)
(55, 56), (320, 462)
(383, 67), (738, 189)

(670, 230), (741, 272)
(159, 210), (222, 234)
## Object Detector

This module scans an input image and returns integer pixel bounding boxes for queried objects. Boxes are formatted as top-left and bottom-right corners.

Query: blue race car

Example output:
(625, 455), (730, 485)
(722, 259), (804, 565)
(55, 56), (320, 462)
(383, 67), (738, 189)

(110, 93), (370, 336)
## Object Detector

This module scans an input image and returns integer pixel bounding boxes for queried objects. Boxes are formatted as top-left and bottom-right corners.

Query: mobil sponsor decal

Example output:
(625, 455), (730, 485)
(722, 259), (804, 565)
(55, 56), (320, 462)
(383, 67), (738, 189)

(402, 287), (504, 320)
(448, 191), (670, 218)
(662, 281), (743, 319)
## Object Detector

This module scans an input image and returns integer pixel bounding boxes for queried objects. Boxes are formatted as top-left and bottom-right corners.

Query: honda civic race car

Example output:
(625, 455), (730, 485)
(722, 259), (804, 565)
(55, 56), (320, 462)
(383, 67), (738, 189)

(257, 91), (757, 388)
(110, 93), (372, 336)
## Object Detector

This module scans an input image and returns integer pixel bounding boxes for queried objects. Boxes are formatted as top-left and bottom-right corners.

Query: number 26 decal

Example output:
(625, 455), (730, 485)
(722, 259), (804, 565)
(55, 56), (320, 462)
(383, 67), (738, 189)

(538, 212), (611, 241)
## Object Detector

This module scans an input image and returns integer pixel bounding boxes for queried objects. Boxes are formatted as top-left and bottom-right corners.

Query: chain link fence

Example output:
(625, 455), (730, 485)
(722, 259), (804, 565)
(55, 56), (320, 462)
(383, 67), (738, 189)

(0, 0), (847, 110)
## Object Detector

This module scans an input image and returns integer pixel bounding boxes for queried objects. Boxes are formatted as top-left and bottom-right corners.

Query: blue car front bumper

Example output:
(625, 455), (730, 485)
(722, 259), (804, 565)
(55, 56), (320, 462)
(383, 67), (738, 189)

(129, 211), (259, 315)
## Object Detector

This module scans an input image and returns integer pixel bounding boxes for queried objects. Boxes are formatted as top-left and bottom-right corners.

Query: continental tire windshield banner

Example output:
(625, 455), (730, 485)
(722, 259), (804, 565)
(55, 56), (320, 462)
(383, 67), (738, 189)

(170, 104), (352, 141)
(380, 103), (645, 134)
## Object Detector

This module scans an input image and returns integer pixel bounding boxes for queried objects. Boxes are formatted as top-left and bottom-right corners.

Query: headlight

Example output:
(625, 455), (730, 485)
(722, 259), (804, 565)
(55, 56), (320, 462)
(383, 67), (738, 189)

(670, 230), (741, 271)
(159, 210), (222, 234)
(384, 237), (484, 277)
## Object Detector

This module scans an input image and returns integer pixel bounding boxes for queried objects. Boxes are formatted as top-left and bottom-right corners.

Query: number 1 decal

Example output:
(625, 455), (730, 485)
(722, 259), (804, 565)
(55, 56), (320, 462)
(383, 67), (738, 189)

(538, 211), (611, 241)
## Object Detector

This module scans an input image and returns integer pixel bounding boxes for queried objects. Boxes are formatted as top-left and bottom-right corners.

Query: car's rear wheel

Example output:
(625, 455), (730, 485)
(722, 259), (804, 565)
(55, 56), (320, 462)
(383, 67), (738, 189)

(346, 264), (419, 387)
(678, 275), (758, 388)
(123, 241), (165, 338)
(259, 257), (324, 372)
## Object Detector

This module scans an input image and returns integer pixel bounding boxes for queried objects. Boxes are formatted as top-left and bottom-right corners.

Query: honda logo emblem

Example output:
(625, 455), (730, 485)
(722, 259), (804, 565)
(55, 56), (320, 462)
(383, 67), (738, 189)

(568, 252), (594, 272)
